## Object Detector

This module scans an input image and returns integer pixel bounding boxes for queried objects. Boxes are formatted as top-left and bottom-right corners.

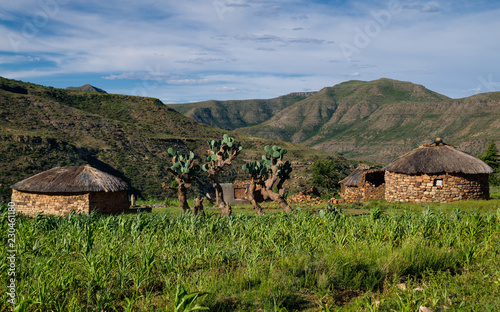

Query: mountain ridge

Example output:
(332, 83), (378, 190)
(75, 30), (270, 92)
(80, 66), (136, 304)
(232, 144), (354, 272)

(0, 76), (352, 202)
(66, 84), (107, 93)
(167, 91), (316, 130)
(169, 78), (499, 162)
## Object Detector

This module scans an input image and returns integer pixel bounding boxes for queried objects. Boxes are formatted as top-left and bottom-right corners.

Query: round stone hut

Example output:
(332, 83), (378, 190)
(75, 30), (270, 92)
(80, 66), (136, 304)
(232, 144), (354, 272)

(11, 165), (130, 216)
(340, 164), (385, 203)
(384, 139), (494, 203)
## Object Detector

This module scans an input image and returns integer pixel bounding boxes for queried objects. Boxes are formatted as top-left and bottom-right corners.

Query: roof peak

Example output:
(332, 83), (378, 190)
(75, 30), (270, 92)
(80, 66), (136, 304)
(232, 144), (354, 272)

(419, 138), (455, 148)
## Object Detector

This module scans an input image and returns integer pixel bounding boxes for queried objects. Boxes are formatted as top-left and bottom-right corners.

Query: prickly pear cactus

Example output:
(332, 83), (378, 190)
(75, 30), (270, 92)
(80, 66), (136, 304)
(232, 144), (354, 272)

(264, 145), (288, 161)
(242, 160), (268, 179)
(203, 134), (243, 216)
(277, 159), (292, 179)
(242, 145), (293, 214)
(167, 148), (198, 178)
(164, 148), (199, 214)
(261, 145), (292, 179)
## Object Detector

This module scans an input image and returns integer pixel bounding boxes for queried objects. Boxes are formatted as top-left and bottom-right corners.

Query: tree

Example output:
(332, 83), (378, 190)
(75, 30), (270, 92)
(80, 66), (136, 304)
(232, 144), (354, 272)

(202, 134), (242, 216)
(241, 160), (267, 215)
(242, 145), (293, 215)
(481, 140), (499, 170)
(481, 140), (500, 185)
(162, 148), (200, 214)
(311, 160), (343, 192)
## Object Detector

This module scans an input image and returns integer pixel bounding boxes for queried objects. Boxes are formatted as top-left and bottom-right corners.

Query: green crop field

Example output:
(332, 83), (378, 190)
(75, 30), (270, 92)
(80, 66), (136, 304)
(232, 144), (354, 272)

(1, 199), (500, 311)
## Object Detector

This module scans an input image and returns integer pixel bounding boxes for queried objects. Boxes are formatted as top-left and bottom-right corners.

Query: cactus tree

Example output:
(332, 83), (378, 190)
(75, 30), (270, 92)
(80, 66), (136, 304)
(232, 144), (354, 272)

(162, 148), (200, 214)
(242, 145), (293, 214)
(241, 160), (268, 215)
(202, 134), (242, 216)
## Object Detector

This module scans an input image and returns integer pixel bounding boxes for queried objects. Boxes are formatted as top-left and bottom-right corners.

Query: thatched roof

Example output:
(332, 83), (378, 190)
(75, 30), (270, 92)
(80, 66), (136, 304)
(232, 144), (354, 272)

(384, 141), (494, 175)
(11, 165), (130, 193)
(340, 164), (372, 187)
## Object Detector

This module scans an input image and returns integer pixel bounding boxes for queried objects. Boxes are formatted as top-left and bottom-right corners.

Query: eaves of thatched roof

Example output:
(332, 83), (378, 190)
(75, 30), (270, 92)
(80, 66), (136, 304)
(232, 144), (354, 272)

(340, 164), (372, 187)
(11, 165), (130, 193)
(384, 144), (494, 175)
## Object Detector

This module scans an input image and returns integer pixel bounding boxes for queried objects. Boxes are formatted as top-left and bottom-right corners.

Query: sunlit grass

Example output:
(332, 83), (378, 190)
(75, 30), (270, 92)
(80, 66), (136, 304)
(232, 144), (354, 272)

(2, 198), (500, 311)
(491, 186), (500, 199)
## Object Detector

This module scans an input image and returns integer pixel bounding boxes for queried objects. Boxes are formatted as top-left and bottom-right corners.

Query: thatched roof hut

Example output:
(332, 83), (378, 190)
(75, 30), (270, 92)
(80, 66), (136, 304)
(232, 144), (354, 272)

(384, 139), (493, 203)
(384, 141), (494, 175)
(11, 165), (130, 216)
(340, 164), (385, 203)
(12, 165), (130, 193)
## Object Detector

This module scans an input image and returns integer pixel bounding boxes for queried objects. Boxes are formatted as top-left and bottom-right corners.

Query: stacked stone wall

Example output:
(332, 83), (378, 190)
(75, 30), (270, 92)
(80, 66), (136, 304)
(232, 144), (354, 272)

(12, 190), (130, 216)
(385, 172), (490, 203)
(364, 182), (386, 201)
(340, 169), (385, 203)
(341, 185), (363, 203)
(11, 190), (90, 217)
(340, 183), (385, 203)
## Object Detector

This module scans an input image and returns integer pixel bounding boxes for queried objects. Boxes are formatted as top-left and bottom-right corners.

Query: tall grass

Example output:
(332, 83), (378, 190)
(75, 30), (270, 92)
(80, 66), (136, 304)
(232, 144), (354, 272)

(1, 204), (499, 311)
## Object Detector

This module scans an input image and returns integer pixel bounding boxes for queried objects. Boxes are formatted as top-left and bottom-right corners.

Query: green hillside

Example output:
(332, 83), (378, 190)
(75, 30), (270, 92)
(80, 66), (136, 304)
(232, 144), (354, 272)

(65, 84), (107, 93)
(167, 92), (316, 130)
(170, 78), (500, 162)
(0, 77), (351, 202)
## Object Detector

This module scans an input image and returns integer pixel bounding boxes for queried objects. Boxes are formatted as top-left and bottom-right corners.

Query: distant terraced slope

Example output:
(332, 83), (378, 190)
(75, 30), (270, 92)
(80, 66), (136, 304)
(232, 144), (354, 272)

(170, 78), (500, 162)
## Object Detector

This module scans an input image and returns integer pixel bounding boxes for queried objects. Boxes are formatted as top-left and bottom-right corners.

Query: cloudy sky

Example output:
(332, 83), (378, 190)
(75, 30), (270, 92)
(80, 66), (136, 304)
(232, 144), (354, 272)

(1, 0), (500, 103)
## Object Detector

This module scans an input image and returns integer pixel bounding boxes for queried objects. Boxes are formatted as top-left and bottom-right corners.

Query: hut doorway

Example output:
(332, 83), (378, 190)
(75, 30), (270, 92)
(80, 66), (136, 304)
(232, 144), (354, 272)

(365, 170), (385, 187)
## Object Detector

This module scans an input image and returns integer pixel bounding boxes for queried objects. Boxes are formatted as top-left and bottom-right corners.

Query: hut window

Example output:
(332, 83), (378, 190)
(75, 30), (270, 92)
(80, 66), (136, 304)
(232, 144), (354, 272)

(433, 178), (443, 186)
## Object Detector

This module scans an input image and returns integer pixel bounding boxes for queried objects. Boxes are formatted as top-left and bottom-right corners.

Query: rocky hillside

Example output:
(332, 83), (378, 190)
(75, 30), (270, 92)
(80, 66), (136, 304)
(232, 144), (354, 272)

(170, 78), (500, 162)
(0, 77), (351, 202)
(167, 92), (316, 130)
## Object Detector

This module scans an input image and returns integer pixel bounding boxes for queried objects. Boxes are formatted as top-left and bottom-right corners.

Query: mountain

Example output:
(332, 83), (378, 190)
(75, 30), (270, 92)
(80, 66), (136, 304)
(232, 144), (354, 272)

(0, 77), (352, 202)
(169, 78), (500, 163)
(66, 84), (107, 93)
(168, 92), (316, 130)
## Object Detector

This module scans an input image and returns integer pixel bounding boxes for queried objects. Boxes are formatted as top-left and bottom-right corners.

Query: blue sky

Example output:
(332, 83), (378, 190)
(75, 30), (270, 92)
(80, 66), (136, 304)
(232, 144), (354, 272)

(1, 0), (500, 103)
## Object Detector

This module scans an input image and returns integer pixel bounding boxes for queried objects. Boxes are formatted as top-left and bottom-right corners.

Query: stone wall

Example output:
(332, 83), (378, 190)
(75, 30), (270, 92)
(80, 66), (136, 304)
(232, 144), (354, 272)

(364, 181), (386, 201)
(89, 190), (129, 214)
(341, 182), (385, 203)
(385, 171), (490, 203)
(340, 169), (385, 203)
(11, 189), (90, 217)
(11, 190), (130, 216)
(340, 185), (363, 203)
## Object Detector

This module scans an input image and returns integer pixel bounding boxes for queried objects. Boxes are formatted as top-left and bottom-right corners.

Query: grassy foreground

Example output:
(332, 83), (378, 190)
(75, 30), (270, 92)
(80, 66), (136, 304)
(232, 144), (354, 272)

(1, 202), (500, 311)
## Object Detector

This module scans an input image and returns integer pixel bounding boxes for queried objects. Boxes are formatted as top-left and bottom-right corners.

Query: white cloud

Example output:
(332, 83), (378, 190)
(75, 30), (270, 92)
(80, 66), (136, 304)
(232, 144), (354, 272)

(1, 0), (499, 101)
(234, 33), (331, 45)
(103, 71), (213, 85)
